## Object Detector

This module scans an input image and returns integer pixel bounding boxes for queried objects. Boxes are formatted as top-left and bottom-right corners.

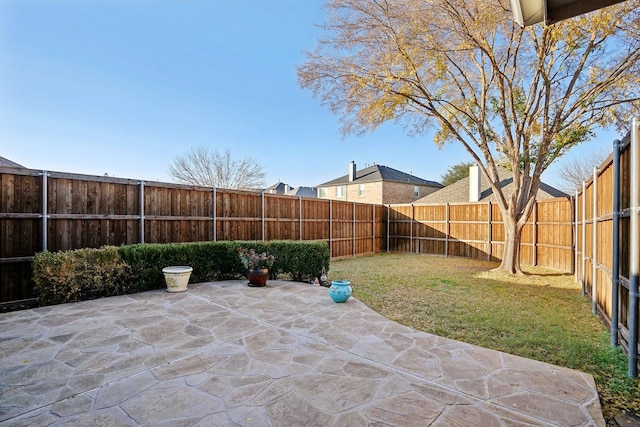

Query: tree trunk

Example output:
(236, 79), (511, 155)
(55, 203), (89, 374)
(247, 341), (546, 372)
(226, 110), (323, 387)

(495, 216), (525, 274)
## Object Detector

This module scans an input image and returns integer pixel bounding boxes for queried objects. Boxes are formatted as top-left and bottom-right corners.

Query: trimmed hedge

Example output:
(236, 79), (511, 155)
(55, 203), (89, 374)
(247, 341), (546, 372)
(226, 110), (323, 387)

(33, 246), (130, 305)
(33, 240), (330, 306)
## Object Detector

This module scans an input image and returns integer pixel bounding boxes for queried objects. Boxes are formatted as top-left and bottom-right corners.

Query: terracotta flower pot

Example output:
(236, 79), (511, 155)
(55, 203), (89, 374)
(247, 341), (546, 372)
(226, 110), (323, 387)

(247, 269), (268, 287)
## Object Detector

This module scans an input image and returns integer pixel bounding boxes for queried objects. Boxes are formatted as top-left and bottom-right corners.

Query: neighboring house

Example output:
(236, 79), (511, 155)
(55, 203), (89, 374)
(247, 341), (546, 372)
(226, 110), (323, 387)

(285, 186), (318, 198)
(317, 161), (443, 204)
(415, 165), (567, 204)
(263, 182), (294, 195)
(264, 182), (318, 198)
(0, 156), (24, 168)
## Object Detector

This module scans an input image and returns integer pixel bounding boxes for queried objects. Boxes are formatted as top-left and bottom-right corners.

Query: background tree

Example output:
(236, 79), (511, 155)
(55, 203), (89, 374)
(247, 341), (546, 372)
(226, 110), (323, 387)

(169, 146), (266, 189)
(298, 0), (640, 273)
(557, 149), (609, 193)
(441, 162), (474, 186)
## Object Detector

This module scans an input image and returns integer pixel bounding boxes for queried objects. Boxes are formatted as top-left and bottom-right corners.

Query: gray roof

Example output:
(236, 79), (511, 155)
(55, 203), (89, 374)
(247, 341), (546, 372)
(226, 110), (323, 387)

(415, 166), (568, 204)
(0, 156), (24, 168)
(319, 164), (443, 188)
(263, 182), (292, 194)
(285, 186), (318, 198)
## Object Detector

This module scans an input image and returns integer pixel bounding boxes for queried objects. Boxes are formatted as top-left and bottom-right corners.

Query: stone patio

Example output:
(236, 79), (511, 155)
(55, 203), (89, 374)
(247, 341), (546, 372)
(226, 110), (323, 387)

(0, 280), (605, 426)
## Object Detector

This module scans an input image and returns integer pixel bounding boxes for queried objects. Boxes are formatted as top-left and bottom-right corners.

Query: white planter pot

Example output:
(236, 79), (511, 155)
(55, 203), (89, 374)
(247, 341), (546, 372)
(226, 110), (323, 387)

(162, 266), (193, 293)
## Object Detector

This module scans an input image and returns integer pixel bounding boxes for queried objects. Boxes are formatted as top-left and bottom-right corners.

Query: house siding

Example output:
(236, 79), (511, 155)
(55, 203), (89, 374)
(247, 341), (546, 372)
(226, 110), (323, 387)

(318, 181), (439, 204)
(381, 182), (439, 204)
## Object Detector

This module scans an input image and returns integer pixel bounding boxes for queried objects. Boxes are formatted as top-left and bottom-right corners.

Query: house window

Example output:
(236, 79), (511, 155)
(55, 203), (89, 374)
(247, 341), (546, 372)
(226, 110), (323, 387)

(318, 188), (327, 198)
(413, 186), (420, 198)
(359, 184), (365, 197)
(336, 186), (346, 198)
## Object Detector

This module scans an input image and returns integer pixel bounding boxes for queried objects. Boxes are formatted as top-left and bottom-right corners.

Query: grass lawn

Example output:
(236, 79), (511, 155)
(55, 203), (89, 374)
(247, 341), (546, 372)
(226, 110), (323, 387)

(330, 253), (640, 424)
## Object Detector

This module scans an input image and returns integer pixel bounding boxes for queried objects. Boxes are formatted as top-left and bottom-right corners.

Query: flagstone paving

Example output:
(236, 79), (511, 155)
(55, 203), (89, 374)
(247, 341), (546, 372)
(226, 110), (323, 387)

(0, 280), (605, 426)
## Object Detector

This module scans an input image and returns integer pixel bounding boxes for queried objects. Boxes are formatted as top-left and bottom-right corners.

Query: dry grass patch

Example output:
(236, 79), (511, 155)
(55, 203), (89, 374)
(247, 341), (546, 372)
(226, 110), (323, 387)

(330, 253), (640, 424)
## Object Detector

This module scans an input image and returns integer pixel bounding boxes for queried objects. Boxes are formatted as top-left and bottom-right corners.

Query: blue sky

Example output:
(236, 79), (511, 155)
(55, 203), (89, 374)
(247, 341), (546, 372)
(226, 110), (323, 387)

(0, 1), (621, 190)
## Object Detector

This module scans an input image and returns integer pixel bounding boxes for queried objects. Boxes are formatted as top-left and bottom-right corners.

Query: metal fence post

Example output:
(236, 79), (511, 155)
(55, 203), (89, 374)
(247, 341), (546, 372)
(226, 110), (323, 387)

(487, 201), (492, 261)
(261, 192), (265, 241)
(299, 196), (303, 241)
(410, 204), (414, 253)
(575, 190), (579, 283)
(612, 139), (621, 347)
(582, 181), (586, 296)
(629, 118), (639, 378)
(372, 204), (375, 254)
(445, 203), (450, 257)
(533, 203), (538, 266)
(40, 170), (49, 252)
(139, 180), (145, 244)
(212, 187), (217, 242)
(592, 167), (598, 315)
(386, 205), (390, 253)
(329, 200), (333, 258)
(353, 202), (356, 257)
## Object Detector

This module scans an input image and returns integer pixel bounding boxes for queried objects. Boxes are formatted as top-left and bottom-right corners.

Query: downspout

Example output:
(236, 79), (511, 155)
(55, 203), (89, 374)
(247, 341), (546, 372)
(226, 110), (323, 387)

(612, 139), (621, 347)
(629, 118), (639, 378)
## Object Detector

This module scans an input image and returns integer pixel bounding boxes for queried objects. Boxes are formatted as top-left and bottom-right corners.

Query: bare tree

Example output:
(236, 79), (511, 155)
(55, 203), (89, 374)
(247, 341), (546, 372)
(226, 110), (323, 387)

(298, 0), (640, 273)
(169, 146), (265, 189)
(558, 149), (610, 193)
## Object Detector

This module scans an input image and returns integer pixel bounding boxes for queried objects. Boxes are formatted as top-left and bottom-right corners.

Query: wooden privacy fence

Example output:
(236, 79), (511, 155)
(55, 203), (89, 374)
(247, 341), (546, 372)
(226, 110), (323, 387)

(387, 198), (574, 272)
(0, 167), (387, 306)
(575, 124), (640, 376)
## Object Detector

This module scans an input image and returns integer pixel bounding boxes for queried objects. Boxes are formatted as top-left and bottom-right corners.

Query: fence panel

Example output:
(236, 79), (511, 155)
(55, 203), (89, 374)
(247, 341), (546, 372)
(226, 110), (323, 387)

(389, 198), (573, 271)
(0, 170), (42, 303)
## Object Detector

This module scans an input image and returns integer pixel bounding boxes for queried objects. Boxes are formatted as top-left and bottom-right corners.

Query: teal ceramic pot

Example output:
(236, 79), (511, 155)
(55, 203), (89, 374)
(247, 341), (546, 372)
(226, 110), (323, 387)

(329, 280), (352, 303)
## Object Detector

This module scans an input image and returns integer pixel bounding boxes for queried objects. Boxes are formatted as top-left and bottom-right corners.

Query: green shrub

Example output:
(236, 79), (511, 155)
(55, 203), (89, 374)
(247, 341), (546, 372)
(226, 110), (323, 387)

(33, 246), (129, 306)
(266, 240), (330, 281)
(33, 240), (331, 306)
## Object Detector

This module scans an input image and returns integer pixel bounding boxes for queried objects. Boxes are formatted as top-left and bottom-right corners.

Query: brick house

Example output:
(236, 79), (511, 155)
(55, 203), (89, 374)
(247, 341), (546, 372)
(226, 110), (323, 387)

(317, 161), (442, 204)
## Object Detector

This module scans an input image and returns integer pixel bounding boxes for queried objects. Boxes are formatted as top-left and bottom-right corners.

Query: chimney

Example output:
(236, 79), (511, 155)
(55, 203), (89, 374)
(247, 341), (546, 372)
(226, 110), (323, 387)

(469, 165), (481, 202)
(348, 161), (356, 182)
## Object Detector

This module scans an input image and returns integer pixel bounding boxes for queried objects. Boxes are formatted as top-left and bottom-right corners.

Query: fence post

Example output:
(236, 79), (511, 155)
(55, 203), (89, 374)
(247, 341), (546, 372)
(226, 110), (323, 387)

(372, 204), (375, 254)
(39, 170), (49, 252)
(612, 139), (621, 347)
(139, 180), (145, 244)
(299, 196), (303, 241)
(353, 202), (356, 257)
(410, 204), (414, 254)
(386, 205), (390, 253)
(592, 166), (598, 315)
(487, 202), (492, 261)
(628, 118), (639, 378)
(261, 192), (265, 241)
(212, 187), (217, 242)
(329, 200), (333, 258)
(582, 181), (586, 296)
(575, 190), (579, 283)
(532, 203), (538, 266)
(445, 203), (450, 257)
